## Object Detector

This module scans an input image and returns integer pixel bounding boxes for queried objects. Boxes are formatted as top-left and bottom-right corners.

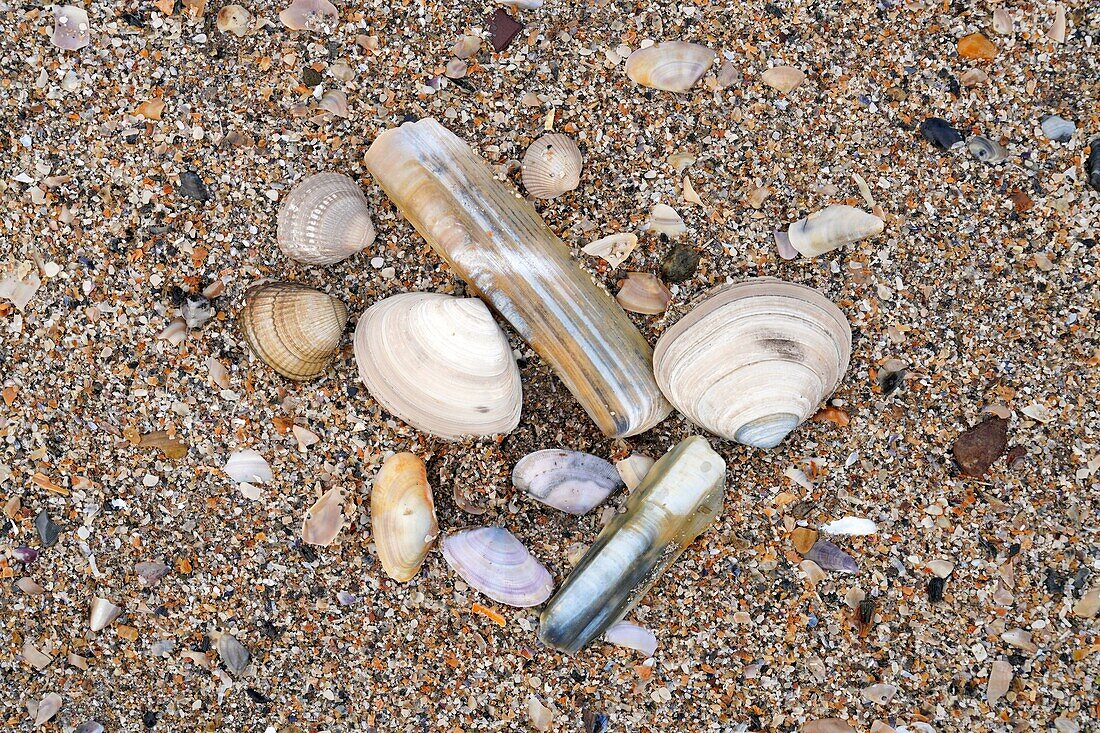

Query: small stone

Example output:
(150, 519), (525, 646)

(790, 527), (818, 554)
(1087, 141), (1100, 192)
(35, 509), (62, 547)
(957, 33), (998, 60)
(486, 9), (522, 52)
(927, 576), (945, 603)
(952, 417), (1007, 477)
(75, 722), (105, 733)
(302, 66), (322, 87)
(920, 118), (964, 150)
(179, 171), (210, 202)
(660, 246), (700, 283)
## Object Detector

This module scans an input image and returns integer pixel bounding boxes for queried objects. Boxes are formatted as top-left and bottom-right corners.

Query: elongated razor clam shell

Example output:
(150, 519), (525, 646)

(538, 435), (725, 653)
(786, 204), (884, 258)
(521, 133), (582, 200)
(277, 173), (375, 265)
(442, 527), (554, 607)
(238, 282), (349, 381)
(364, 118), (671, 437)
(512, 449), (623, 515)
(652, 278), (851, 448)
(353, 292), (522, 439)
(625, 41), (716, 93)
(372, 452), (438, 581)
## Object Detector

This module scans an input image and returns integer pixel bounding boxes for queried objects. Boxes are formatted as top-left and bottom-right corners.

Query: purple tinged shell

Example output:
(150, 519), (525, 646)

(12, 546), (39, 563)
(804, 540), (859, 574)
(512, 449), (624, 515)
(442, 527), (554, 607)
(52, 6), (91, 51)
(134, 561), (170, 585)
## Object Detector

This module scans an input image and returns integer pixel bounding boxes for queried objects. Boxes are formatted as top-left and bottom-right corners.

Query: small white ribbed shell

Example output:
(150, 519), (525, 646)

(353, 293), (522, 439)
(277, 173), (375, 265)
(625, 41), (716, 93)
(653, 278), (851, 449)
(521, 134), (582, 200)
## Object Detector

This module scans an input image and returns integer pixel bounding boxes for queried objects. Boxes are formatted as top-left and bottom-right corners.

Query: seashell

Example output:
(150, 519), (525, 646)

(293, 424), (320, 451)
(135, 561), (170, 585)
(774, 229), (798, 260)
(1072, 588), (1099, 618)
(987, 659), (1013, 703)
(604, 621), (657, 656)
(652, 278), (851, 448)
(276, 173), (375, 265)
(328, 61), (355, 82)
(182, 294), (212, 329)
(1089, 141), (1100, 193)
(625, 41), (716, 93)
(33, 692), (63, 727)
(539, 436), (724, 652)
(238, 282), (348, 381)
(441, 527), (554, 607)
(452, 34), (481, 59)
(644, 203), (687, 237)
(372, 452), (438, 581)
(521, 133), (582, 199)
(301, 486), (345, 546)
(682, 176), (703, 206)
(926, 559), (955, 578)
(616, 272), (672, 315)
(17, 577), (45, 595)
(804, 539), (859, 574)
(960, 67), (988, 87)
(615, 453), (654, 491)
(1040, 114), (1075, 142)
(223, 449), (272, 484)
(804, 719), (856, 733)
(216, 5), (251, 36)
(158, 317), (188, 345)
(317, 90), (349, 118)
(992, 8), (1013, 35)
(364, 118), (671, 438)
(862, 683), (897, 704)
(582, 233), (638, 269)
(90, 597), (123, 632)
(668, 151), (696, 172)
(785, 204), (884, 258)
(799, 559), (827, 585)
(966, 135), (1008, 163)
(353, 292), (522, 439)
(760, 65), (806, 93)
(512, 449), (624, 515)
(820, 516), (877, 536)
(279, 0), (338, 32)
(1047, 3), (1065, 43)
(215, 632), (250, 674)
(715, 60), (738, 89)
(528, 695), (553, 732)
(52, 6), (91, 51)
(74, 721), (104, 733)
(444, 58), (467, 79)
(920, 117), (965, 150)
(1001, 627), (1037, 654)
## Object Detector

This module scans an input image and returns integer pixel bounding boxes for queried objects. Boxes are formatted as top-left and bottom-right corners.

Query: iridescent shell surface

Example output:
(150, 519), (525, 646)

(442, 527), (554, 607)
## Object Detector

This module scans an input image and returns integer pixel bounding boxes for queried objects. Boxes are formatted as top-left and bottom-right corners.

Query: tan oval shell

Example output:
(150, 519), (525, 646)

(521, 134), (582, 200)
(353, 292), (522, 439)
(786, 204), (884, 258)
(277, 173), (375, 265)
(216, 5), (251, 36)
(616, 272), (672, 315)
(625, 41), (716, 93)
(372, 453), (438, 582)
(653, 278), (851, 449)
(760, 65), (806, 93)
(238, 282), (349, 381)
(301, 486), (345, 546)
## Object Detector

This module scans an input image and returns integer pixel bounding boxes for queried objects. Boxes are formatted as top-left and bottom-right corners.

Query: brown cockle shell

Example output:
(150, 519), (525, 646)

(238, 282), (349, 381)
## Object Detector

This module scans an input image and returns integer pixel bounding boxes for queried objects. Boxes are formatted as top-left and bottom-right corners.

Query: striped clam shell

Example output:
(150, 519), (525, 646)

(277, 173), (376, 265)
(625, 41), (716, 93)
(238, 282), (349, 381)
(442, 527), (554, 607)
(521, 134), (582, 200)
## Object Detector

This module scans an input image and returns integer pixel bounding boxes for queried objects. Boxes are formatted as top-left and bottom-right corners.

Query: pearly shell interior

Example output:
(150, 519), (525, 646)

(372, 452), (438, 582)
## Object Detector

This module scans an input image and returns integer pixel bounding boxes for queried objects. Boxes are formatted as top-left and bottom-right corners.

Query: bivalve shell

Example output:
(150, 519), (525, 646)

(442, 527), (554, 607)
(277, 173), (375, 265)
(582, 233), (638, 269)
(604, 621), (657, 656)
(301, 486), (346, 546)
(372, 453), (438, 582)
(625, 41), (716, 93)
(616, 272), (672, 315)
(238, 282), (349, 381)
(967, 135), (1008, 163)
(512, 449), (623, 515)
(653, 278), (851, 448)
(760, 65), (806, 93)
(786, 205), (884, 258)
(216, 5), (251, 36)
(644, 203), (687, 237)
(521, 134), (582, 200)
(353, 293), (522, 439)
(89, 597), (123, 632)
(53, 6), (91, 51)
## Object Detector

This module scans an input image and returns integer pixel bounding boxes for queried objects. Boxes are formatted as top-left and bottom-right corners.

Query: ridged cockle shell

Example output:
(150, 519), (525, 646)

(372, 453), (438, 582)
(238, 282), (349, 381)
(512, 450), (623, 515)
(521, 134), (582, 200)
(442, 527), (554, 607)
(785, 204), (884, 258)
(277, 173), (375, 265)
(625, 42), (716, 93)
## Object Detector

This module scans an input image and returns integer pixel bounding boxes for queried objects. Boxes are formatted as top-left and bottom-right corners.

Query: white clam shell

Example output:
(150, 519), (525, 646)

(644, 203), (687, 237)
(89, 597), (122, 632)
(615, 454), (654, 491)
(372, 453), (438, 581)
(441, 527), (554, 607)
(354, 293), (522, 439)
(582, 233), (638, 269)
(512, 449), (623, 515)
(238, 282), (349, 381)
(625, 41), (716, 93)
(521, 134), (582, 200)
(653, 278), (851, 448)
(786, 204), (884, 258)
(277, 173), (375, 265)
(216, 5), (252, 36)
(820, 516), (878, 536)
(301, 486), (346, 546)
(603, 620), (658, 657)
(223, 449), (273, 484)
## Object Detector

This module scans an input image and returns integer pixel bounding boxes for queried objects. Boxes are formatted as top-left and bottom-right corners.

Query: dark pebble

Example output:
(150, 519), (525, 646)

(920, 117), (964, 150)
(35, 510), (62, 547)
(1044, 568), (1066, 595)
(142, 711), (158, 727)
(302, 67), (322, 87)
(178, 171), (210, 202)
(951, 416), (1007, 477)
(928, 576), (945, 603)
(583, 710), (609, 733)
(1087, 139), (1100, 192)
(486, 8), (522, 52)
(660, 246), (701, 283)
(246, 688), (270, 704)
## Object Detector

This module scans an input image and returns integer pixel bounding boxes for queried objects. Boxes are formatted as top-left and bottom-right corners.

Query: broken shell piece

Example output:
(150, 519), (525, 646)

(668, 151), (696, 173)
(1001, 628), (1037, 654)
(652, 278), (851, 448)
(582, 233), (638, 269)
(760, 65), (806, 93)
(616, 272), (672, 315)
(521, 133), (582, 200)
(862, 683), (897, 705)
(1047, 3), (1065, 43)
(625, 41), (715, 93)
(604, 621), (657, 656)
(182, 294), (212, 329)
(512, 449), (624, 515)
(804, 540), (859, 574)
(317, 89), (349, 118)
(301, 486), (345, 546)
(353, 293), (522, 439)
(967, 135), (1008, 163)
(444, 58), (467, 79)
(216, 5), (251, 36)
(644, 203), (687, 237)
(53, 6), (91, 51)
(987, 659), (1013, 703)
(615, 454), (654, 491)
(279, 0), (338, 32)
(820, 517), (877, 536)
(223, 449), (273, 484)
(682, 176), (703, 206)
(215, 632), (250, 674)
(1040, 114), (1075, 143)
(441, 527), (554, 607)
(33, 692), (62, 727)
(238, 282), (349, 381)
(992, 8), (1013, 35)
(158, 317), (188, 345)
(372, 453), (438, 582)
(452, 34), (481, 58)
(926, 559), (955, 578)
(786, 204), (884, 258)
(528, 695), (553, 732)
(90, 597), (122, 632)
(773, 229), (798, 260)
(277, 173), (375, 265)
